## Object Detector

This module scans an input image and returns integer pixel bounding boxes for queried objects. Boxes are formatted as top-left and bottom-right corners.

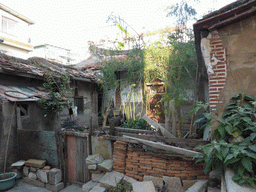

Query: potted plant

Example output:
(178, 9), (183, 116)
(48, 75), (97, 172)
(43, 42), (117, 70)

(0, 102), (17, 190)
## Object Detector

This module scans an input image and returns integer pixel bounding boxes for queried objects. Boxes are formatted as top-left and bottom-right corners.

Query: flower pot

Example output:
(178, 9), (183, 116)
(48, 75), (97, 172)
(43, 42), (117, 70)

(0, 172), (17, 191)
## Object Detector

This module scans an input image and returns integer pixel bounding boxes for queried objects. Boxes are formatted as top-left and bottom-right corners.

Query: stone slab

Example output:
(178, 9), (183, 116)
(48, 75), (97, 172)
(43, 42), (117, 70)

(23, 166), (30, 177)
(11, 168), (23, 179)
(46, 182), (64, 192)
(37, 169), (49, 183)
(132, 181), (155, 192)
(88, 164), (97, 170)
(92, 136), (113, 159)
(86, 154), (104, 165)
(11, 160), (25, 167)
(208, 187), (221, 192)
(25, 159), (46, 168)
(143, 175), (163, 189)
(92, 173), (105, 182)
(90, 186), (106, 192)
(82, 181), (98, 192)
(99, 171), (124, 189)
(59, 184), (82, 192)
(123, 175), (137, 190)
(28, 172), (37, 180)
(98, 159), (113, 172)
(186, 180), (208, 192)
(30, 167), (38, 172)
(49, 168), (62, 185)
(23, 177), (46, 188)
(163, 176), (182, 192)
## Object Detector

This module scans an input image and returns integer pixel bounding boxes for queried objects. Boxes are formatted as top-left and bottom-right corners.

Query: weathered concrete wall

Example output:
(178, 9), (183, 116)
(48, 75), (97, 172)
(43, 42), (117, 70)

(76, 81), (98, 129)
(200, 15), (256, 131)
(0, 101), (18, 173)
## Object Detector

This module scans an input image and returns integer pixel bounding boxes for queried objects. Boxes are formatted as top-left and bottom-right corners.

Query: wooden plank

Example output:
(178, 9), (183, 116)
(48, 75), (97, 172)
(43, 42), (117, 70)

(76, 137), (83, 182)
(103, 126), (157, 134)
(82, 137), (89, 183)
(123, 135), (200, 158)
(142, 114), (176, 138)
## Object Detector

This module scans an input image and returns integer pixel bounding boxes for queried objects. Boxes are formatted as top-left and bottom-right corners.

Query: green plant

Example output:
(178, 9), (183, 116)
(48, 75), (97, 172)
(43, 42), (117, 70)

(111, 180), (132, 192)
(193, 93), (256, 187)
(121, 118), (151, 130)
(39, 74), (74, 116)
(61, 119), (86, 131)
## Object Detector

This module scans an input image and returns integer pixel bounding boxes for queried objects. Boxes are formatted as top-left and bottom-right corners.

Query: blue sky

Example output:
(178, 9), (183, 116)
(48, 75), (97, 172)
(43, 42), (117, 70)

(1, 0), (235, 52)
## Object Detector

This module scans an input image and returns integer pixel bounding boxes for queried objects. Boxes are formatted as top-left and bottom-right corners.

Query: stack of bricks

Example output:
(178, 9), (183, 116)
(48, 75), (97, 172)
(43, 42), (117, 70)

(113, 143), (209, 182)
(112, 141), (128, 174)
(208, 32), (227, 112)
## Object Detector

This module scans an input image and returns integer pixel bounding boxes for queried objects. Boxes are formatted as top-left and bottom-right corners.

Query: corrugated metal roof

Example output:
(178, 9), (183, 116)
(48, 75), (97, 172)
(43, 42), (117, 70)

(0, 84), (49, 102)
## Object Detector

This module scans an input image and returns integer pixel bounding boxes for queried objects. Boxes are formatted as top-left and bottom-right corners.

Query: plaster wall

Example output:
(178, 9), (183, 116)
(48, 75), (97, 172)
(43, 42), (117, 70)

(217, 15), (256, 109)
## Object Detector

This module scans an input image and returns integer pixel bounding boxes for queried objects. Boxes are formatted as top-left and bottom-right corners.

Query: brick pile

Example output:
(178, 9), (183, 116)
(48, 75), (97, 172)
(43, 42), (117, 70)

(113, 141), (209, 182)
(112, 141), (128, 174)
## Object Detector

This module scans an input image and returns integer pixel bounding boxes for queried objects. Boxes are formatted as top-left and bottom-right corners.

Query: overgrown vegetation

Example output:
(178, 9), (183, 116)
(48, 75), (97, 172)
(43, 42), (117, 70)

(39, 74), (74, 116)
(194, 93), (256, 187)
(61, 119), (86, 131)
(121, 118), (151, 130)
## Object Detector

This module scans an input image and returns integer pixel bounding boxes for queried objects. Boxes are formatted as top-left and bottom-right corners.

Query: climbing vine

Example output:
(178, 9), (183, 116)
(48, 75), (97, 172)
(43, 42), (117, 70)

(39, 74), (74, 116)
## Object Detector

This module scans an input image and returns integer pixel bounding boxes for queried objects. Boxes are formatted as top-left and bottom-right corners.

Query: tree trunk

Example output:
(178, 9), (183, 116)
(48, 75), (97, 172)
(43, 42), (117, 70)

(176, 105), (182, 138)
(102, 102), (113, 127)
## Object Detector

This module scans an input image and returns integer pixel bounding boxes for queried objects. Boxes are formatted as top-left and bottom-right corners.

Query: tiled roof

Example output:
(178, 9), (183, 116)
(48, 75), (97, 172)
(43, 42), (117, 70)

(0, 54), (98, 82)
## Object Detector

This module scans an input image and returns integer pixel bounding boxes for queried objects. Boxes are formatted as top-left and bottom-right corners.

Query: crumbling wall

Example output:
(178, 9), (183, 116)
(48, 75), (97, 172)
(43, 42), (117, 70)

(113, 141), (208, 182)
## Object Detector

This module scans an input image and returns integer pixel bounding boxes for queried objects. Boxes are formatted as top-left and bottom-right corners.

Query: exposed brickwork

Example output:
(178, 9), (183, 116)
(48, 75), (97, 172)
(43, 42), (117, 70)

(112, 141), (208, 182)
(208, 33), (227, 111)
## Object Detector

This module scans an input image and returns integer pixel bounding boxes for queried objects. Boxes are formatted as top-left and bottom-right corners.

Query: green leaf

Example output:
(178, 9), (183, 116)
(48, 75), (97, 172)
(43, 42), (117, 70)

(222, 147), (229, 158)
(204, 146), (214, 158)
(245, 95), (255, 101)
(249, 144), (256, 152)
(225, 102), (237, 109)
(224, 157), (240, 166)
(241, 117), (252, 125)
(250, 133), (256, 141)
(238, 165), (245, 176)
(246, 152), (256, 160)
(217, 118), (226, 124)
(224, 154), (234, 163)
(232, 174), (241, 181)
(232, 131), (240, 138)
(241, 157), (252, 172)
(225, 125), (234, 135)
(231, 93), (242, 100)
(217, 124), (226, 138)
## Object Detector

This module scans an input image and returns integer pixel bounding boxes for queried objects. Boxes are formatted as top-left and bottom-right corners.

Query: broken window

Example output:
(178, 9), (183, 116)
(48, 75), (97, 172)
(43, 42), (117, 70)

(18, 104), (28, 117)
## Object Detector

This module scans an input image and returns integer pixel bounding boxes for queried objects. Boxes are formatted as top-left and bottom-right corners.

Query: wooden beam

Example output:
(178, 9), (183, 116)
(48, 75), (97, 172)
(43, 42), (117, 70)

(123, 135), (201, 158)
(142, 114), (176, 138)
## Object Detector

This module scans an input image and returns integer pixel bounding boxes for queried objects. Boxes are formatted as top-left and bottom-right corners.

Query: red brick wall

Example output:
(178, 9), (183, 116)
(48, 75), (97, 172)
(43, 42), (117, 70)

(113, 141), (208, 181)
(208, 33), (227, 112)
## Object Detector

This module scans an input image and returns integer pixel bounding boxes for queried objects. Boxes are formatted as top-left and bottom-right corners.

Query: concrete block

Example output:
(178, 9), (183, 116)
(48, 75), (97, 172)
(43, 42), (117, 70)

(28, 172), (37, 180)
(123, 175), (137, 190)
(132, 181), (155, 192)
(49, 168), (62, 185)
(225, 168), (256, 192)
(25, 159), (46, 168)
(37, 169), (49, 183)
(86, 154), (104, 165)
(92, 136), (112, 159)
(92, 173), (105, 182)
(46, 182), (65, 192)
(90, 186), (106, 192)
(143, 175), (163, 189)
(88, 164), (97, 170)
(23, 177), (46, 188)
(186, 180), (208, 192)
(23, 166), (30, 177)
(98, 159), (113, 172)
(162, 176), (182, 192)
(99, 171), (124, 189)
(82, 181), (98, 192)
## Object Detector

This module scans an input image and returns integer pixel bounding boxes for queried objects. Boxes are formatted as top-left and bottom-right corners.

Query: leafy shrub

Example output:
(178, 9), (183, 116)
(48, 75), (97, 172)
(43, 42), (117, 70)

(194, 93), (256, 187)
(61, 119), (86, 131)
(121, 118), (151, 130)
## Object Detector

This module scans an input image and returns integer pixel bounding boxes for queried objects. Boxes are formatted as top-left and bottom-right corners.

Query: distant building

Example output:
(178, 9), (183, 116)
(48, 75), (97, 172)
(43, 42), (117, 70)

(33, 44), (84, 65)
(0, 3), (34, 59)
